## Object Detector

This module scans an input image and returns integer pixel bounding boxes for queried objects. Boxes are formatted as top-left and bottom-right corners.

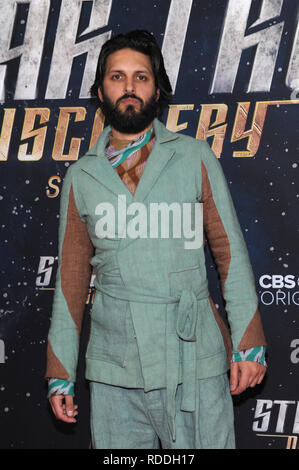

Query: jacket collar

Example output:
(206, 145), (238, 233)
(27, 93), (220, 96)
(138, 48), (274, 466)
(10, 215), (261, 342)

(80, 118), (179, 203)
(85, 118), (179, 157)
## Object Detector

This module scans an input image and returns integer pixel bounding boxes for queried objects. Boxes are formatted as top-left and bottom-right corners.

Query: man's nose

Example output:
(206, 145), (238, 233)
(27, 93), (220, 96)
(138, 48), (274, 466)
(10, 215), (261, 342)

(124, 77), (135, 93)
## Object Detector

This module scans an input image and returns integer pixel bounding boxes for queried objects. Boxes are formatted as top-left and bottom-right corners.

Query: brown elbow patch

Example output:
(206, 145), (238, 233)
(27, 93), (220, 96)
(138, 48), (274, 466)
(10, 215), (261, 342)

(238, 310), (267, 351)
(45, 341), (70, 380)
(61, 185), (93, 335)
(201, 162), (231, 292)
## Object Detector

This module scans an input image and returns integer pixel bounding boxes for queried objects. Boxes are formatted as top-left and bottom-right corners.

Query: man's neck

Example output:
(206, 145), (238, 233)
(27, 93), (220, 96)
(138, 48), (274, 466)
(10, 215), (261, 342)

(110, 122), (154, 141)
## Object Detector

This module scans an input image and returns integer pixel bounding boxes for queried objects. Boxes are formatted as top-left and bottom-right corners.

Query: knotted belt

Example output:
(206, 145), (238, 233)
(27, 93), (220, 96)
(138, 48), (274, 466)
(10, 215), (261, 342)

(94, 274), (209, 442)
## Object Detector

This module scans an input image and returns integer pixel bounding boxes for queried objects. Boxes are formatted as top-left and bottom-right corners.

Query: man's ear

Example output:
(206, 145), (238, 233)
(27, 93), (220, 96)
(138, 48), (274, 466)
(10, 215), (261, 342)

(155, 88), (160, 102)
(97, 87), (103, 102)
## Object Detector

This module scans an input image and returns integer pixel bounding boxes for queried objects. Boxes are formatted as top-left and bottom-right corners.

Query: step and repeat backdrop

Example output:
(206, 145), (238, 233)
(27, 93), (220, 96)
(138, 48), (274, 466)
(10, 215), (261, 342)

(0, 0), (299, 450)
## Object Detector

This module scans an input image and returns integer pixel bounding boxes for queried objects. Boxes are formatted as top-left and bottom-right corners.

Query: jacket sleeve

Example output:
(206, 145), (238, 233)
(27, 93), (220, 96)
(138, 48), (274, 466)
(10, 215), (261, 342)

(200, 141), (266, 355)
(45, 165), (94, 382)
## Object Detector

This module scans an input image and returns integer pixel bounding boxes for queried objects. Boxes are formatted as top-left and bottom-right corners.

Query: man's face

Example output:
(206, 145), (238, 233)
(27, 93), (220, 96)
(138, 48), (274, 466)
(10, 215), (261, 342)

(98, 48), (160, 134)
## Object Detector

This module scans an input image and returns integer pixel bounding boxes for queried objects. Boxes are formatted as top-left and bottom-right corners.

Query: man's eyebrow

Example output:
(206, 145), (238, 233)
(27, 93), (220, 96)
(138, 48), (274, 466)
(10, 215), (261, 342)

(107, 68), (151, 74)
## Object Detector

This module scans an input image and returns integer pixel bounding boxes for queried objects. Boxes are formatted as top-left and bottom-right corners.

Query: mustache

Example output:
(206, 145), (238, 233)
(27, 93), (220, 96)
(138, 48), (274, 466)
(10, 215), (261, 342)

(116, 94), (143, 106)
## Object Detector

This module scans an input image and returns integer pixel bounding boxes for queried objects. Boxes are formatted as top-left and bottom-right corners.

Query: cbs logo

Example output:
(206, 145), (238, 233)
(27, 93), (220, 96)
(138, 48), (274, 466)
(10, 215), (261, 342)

(259, 275), (297, 289)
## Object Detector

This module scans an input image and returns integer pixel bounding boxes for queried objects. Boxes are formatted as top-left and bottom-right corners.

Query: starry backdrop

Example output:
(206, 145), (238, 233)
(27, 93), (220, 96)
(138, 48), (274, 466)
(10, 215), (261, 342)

(0, 0), (299, 449)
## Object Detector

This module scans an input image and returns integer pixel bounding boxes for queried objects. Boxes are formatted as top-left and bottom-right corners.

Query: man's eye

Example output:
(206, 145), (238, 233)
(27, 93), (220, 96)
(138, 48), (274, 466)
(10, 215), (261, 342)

(137, 75), (147, 81)
(111, 74), (122, 80)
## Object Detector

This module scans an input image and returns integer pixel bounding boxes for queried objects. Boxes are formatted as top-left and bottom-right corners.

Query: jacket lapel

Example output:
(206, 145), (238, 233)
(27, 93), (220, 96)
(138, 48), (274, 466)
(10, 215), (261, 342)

(132, 119), (178, 203)
(132, 142), (175, 203)
(80, 125), (134, 200)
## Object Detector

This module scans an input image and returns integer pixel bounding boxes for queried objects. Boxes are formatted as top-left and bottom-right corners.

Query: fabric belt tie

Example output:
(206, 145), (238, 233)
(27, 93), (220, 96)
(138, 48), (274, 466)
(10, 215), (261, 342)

(94, 275), (209, 442)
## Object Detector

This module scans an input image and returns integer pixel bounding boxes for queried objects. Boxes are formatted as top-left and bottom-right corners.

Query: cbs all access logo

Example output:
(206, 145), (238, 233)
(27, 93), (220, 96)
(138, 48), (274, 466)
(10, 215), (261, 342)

(258, 274), (299, 306)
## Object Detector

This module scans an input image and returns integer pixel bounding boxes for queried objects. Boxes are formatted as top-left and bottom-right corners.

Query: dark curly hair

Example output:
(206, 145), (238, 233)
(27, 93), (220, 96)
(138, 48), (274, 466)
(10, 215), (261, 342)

(90, 30), (173, 118)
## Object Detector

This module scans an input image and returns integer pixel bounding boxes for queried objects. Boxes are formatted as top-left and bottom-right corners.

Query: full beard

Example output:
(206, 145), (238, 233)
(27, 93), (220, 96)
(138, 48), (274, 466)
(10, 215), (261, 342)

(100, 91), (159, 134)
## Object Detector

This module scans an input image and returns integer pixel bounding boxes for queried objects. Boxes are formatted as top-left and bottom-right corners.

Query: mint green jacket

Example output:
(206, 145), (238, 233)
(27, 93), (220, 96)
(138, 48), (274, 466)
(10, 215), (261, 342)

(46, 119), (266, 439)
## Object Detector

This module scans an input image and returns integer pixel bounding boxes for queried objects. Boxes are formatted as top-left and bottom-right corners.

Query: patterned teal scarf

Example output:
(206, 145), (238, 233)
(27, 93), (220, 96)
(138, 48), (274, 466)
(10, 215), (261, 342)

(106, 127), (153, 168)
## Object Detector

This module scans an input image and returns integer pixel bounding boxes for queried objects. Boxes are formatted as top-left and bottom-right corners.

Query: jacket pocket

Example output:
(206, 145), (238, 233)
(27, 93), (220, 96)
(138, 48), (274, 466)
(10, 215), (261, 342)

(168, 265), (201, 296)
(86, 287), (128, 367)
(196, 298), (226, 359)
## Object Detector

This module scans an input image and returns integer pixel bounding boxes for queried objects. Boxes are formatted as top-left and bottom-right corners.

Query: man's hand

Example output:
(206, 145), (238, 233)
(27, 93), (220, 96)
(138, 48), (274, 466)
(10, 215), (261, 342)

(230, 361), (266, 395)
(49, 394), (78, 423)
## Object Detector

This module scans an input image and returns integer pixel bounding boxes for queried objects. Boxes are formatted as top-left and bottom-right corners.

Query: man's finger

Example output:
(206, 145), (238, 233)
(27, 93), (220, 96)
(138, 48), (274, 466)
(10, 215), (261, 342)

(230, 362), (252, 394)
(49, 394), (78, 423)
(235, 366), (251, 394)
(65, 395), (75, 418)
(229, 362), (239, 392)
(248, 364), (266, 387)
(230, 362), (267, 394)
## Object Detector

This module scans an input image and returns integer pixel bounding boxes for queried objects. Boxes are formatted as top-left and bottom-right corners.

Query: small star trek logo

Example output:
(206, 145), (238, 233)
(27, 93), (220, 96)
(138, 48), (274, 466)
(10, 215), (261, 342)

(253, 399), (299, 449)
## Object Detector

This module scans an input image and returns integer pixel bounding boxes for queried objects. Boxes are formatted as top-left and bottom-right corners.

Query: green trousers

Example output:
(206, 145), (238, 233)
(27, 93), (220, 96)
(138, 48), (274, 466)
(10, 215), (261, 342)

(89, 373), (235, 449)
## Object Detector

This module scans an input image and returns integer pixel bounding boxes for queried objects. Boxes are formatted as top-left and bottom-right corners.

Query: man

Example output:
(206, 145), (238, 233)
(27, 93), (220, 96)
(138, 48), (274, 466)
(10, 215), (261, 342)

(46, 30), (267, 449)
